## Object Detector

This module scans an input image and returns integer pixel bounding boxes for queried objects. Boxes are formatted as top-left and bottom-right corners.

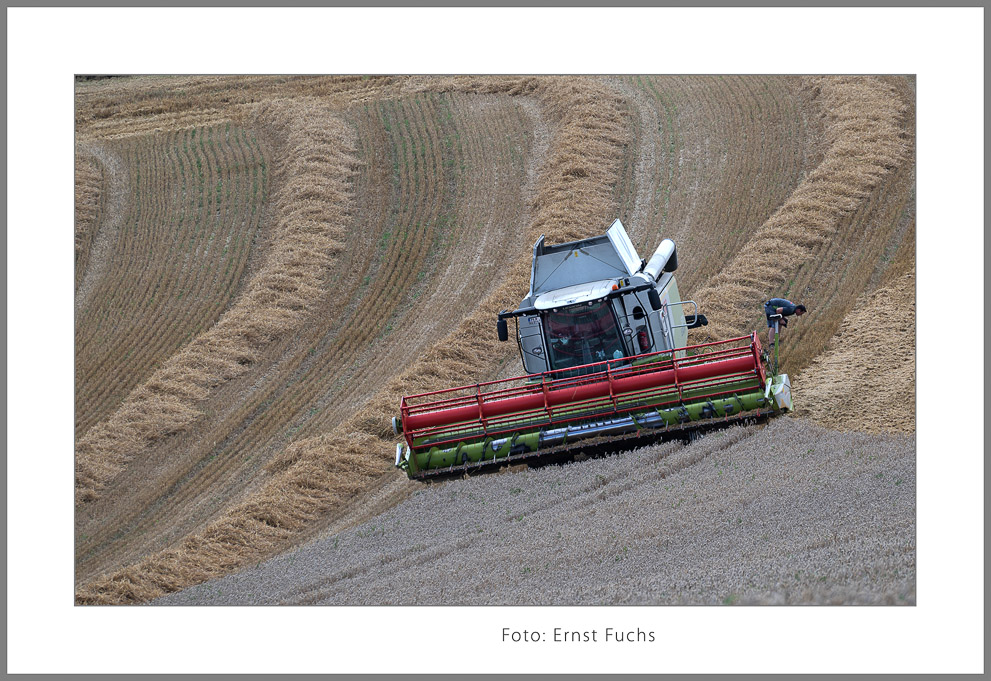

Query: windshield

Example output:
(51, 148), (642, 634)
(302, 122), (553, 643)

(543, 300), (626, 372)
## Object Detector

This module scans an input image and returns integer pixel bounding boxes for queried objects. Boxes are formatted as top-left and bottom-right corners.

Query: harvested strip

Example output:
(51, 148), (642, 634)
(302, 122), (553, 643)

(74, 102), (359, 505)
(74, 144), (129, 316)
(75, 75), (632, 604)
(616, 76), (821, 295)
(767, 75), (915, 375)
(74, 125), (268, 436)
(74, 147), (105, 291)
(71, 91), (543, 586)
(75, 76), (409, 141)
(72, 76), (916, 607)
(692, 77), (909, 347)
(154, 418), (915, 606)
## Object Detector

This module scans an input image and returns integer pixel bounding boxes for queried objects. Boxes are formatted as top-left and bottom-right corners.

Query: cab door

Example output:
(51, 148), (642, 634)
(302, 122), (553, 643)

(518, 314), (548, 374)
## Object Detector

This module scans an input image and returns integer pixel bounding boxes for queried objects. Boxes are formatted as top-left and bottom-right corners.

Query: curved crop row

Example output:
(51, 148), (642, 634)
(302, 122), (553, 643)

(72, 92), (540, 583)
(75, 75), (409, 142)
(74, 148), (105, 290)
(75, 75), (631, 603)
(690, 76), (910, 369)
(72, 75), (915, 607)
(625, 75), (820, 295)
(74, 101), (359, 505)
(74, 124), (269, 435)
(793, 210), (915, 434)
(758, 76), (916, 373)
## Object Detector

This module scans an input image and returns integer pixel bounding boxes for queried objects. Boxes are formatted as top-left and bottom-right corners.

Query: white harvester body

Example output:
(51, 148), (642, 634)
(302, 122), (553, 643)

(499, 220), (705, 376)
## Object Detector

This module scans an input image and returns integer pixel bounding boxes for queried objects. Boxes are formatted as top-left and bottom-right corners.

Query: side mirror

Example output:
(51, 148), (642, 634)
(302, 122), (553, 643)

(497, 318), (509, 342)
(648, 288), (662, 311)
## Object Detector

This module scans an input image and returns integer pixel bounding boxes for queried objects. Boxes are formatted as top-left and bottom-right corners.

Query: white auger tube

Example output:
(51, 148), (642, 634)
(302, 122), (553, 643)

(642, 238), (677, 282)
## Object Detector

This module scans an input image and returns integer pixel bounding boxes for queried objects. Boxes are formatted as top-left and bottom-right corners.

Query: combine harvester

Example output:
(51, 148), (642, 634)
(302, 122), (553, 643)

(393, 220), (793, 480)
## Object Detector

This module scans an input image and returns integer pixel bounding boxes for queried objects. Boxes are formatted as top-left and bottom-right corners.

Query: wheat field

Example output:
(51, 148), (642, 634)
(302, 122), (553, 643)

(73, 75), (915, 605)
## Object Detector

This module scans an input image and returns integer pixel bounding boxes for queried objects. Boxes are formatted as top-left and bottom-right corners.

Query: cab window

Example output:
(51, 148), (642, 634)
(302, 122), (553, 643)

(543, 300), (626, 372)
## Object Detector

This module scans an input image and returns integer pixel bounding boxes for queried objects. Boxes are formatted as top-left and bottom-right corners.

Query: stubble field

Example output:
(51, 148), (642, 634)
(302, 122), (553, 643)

(73, 75), (915, 605)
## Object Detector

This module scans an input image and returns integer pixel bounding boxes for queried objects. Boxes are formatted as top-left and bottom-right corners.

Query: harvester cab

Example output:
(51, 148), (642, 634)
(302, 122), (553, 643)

(393, 220), (794, 480)
(496, 220), (706, 377)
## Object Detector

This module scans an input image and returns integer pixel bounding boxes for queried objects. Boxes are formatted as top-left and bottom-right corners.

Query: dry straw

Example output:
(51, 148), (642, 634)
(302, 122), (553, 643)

(77, 76), (915, 605)
(794, 266), (915, 434)
(75, 101), (360, 505)
(692, 76), (909, 344)
(75, 76), (408, 142)
(74, 148), (104, 289)
(76, 76), (632, 604)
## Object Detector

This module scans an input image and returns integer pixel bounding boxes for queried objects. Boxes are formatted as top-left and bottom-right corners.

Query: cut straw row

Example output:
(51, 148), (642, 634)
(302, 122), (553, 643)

(74, 101), (359, 505)
(75, 76), (631, 604)
(691, 76), (909, 343)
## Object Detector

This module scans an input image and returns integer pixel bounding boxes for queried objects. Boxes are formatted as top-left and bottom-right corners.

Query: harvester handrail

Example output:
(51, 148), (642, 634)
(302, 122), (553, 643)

(402, 349), (754, 414)
(402, 333), (758, 408)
